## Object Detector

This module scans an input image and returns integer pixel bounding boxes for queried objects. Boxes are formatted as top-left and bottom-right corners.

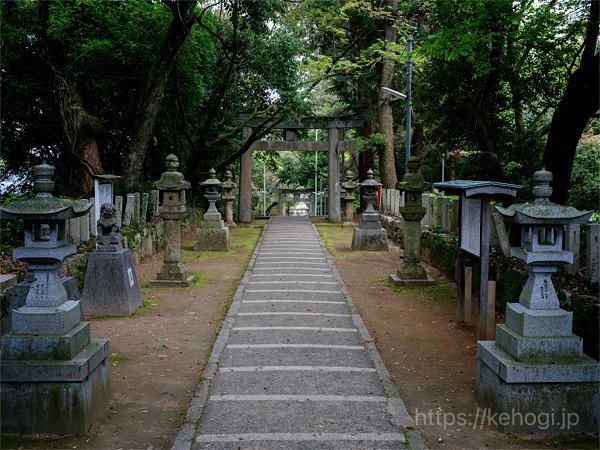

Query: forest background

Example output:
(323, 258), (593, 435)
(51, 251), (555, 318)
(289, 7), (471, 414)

(1, 0), (598, 213)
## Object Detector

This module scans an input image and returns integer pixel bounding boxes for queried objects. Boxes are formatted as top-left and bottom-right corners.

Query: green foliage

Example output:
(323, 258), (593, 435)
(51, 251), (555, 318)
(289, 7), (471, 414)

(568, 132), (600, 211)
(419, 0), (588, 183)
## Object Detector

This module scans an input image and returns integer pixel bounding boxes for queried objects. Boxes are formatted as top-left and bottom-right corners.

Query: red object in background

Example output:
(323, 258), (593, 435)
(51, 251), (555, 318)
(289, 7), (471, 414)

(377, 186), (381, 204)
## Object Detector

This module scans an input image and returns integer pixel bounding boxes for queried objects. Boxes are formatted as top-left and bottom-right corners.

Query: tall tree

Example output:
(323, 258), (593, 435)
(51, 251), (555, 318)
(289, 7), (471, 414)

(377, 0), (399, 188)
(122, 0), (198, 187)
(543, 0), (599, 203)
(419, 0), (591, 185)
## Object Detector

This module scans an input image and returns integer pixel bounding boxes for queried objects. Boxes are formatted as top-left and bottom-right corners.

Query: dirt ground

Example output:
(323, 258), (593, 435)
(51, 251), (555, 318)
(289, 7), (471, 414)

(2, 220), (598, 450)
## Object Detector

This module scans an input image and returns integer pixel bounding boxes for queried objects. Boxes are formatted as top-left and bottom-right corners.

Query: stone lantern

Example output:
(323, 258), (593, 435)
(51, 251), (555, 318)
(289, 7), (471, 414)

(150, 154), (194, 287)
(221, 170), (237, 228)
(476, 168), (598, 433)
(351, 169), (388, 251)
(194, 168), (230, 251)
(341, 169), (357, 228)
(0, 162), (110, 434)
(390, 156), (434, 286)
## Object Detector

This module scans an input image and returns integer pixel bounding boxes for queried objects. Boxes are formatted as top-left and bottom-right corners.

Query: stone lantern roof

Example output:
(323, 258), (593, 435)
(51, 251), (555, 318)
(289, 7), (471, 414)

(496, 167), (592, 225)
(0, 162), (91, 220)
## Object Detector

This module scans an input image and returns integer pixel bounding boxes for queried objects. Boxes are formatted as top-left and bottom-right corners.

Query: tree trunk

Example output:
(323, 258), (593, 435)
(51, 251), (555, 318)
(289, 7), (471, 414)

(122, 0), (197, 187)
(377, 0), (398, 189)
(543, 0), (599, 204)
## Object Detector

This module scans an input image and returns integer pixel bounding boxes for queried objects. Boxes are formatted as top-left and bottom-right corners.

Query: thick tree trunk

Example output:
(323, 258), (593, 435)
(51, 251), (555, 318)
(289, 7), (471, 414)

(543, 0), (599, 204)
(377, 0), (398, 189)
(122, 0), (197, 187)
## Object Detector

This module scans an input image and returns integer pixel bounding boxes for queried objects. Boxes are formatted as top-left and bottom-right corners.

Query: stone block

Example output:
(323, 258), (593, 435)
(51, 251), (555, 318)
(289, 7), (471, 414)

(3, 276), (81, 335)
(564, 224), (580, 276)
(133, 192), (141, 227)
(123, 193), (134, 226)
(81, 249), (142, 316)
(194, 227), (230, 251)
(2, 321), (91, 361)
(351, 228), (389, 251)
(496, 324), (583, 362)
(505, 302), (572, 337)
(586, 223), (600, 288)
(141, 192), (149, 222)
(1, 339), (110, 435)
(11, 300), (82, 335)
(477, 341), (600, 384)
(114, 195), (123, 228)
(476, 346), (599, 433)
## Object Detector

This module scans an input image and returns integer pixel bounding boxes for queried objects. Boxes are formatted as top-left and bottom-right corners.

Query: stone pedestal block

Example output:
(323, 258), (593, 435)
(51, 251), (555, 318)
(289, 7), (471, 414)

(351, 227), (389, 251)
(2, 276), (81, 335)
(1, 338), (110, 435)
(194, 226), (230, 251)
(81, 249), (142, 316)
(476, 341), (599, 433)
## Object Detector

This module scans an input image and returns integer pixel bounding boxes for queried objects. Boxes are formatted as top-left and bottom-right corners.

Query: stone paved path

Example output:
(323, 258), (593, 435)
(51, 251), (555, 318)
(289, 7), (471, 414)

(173, 216), (424, 449)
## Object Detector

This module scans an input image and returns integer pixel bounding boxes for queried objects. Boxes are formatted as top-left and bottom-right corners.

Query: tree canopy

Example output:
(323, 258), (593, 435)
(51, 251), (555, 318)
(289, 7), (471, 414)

(1, 0), (597, 207)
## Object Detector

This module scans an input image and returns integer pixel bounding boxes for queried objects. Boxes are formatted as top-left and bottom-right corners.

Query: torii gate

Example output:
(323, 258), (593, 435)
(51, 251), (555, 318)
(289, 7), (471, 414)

(238, 115), (364, 223)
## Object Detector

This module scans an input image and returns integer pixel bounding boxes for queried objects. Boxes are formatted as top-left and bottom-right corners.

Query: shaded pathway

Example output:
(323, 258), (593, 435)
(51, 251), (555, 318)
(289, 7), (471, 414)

(173, 216), (424, 449)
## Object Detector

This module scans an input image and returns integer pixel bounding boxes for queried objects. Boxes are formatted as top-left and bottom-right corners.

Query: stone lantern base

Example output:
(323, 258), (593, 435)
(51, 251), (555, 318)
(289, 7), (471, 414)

(194, 212), (230, 251)
(389, 267), (434, 287)
(476, 341), (599, 433)
(150, 262), (194, 288)
(351, 213), (389, 251)
(1, 301), (110, 434)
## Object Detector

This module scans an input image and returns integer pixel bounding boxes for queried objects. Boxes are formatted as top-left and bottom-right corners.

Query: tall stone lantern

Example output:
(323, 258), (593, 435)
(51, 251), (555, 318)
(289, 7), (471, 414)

(390, 156), (434, 286)
(476, 168), (599, 433)
(194, 168), (230, 251)
(150, 154), (194, 287)
(221, 170), (237, 228)
(0, 162), (110, 434)
(341, 169), (357, 228)
(351, 169), (389, 251)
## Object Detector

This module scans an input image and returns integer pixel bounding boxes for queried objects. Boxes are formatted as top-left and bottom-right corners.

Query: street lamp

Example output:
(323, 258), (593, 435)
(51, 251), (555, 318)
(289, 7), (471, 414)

(381, 87), (406, 100)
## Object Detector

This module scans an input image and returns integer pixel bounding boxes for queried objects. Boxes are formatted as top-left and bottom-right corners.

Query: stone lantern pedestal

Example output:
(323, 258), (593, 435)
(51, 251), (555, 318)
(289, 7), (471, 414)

(351, 169), (388, 251)
(221, 170), (237, 228)
(341, 169), (357, 228)
(476, 168), (599, 433)
(150, 154), (194, 287)
(194, 168), (230, 251)
(82, 203), (142, 315)
(0, 162), (109, 434)
(390, 156), (434, 286)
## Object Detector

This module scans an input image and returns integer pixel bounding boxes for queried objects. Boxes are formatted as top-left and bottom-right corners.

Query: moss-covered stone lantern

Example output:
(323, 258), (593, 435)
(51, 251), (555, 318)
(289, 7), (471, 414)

(150, 154), (194, 287)
(390, 156), (434, 286)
